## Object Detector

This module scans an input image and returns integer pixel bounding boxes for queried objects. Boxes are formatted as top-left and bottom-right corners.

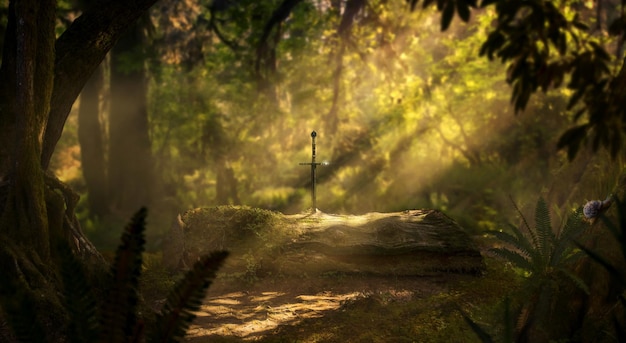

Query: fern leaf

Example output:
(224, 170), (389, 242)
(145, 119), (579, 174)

(509, 195), (531, 235)
(100, 207), (147, 342)
(509, 195), (538, 246)
(557, 207), (585, 240)
(151, 250), (229, 342)
(503, 297), (514, 343)
(490, 247), (534, 272)
(57, 240), (100, 342)
(557, 267), (590, 295)
(550, 208), (586, 266)
(487, 230), (532, 258)
(460, 311), (494, 343)
(505, 222), (542, 265)
(535, 197), (555, 263)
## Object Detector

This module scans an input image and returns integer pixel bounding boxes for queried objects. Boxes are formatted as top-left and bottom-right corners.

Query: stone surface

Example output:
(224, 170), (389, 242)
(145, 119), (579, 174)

(162, 206), (485, 276)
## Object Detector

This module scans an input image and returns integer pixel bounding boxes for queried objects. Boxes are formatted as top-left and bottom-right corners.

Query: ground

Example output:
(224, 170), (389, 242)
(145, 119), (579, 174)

(176, 252), (516, 342)
(152, 207), (517, 342)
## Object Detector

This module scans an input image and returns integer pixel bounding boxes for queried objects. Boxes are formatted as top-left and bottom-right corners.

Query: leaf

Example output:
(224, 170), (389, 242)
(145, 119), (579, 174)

(557, 124), (588, 160)
(58, 240), (100, 342)
(480, 0), (498, 7)
(534, 197), (554, 263)
(151, 251), (229, 342)
(589, 41), (611, 61)
(460, 311), (494, 342)
(457, 0), (471, 22)
(551, 208), (585, 265)
(490, 247), (535, 272)
(557, 267), (590, 295)
(441, 0), (455, 31)
(572, 19), (589, 31)
(100, 207), (147, 342)
(488, 229), (533, 258)
(566, 86), (586, 110)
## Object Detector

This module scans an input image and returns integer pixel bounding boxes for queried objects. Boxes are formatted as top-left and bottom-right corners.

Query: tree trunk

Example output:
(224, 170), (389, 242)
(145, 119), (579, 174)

(78, 64), (109, 217)
(0, 0), (158, 339)
(108, 21), (154, 215)
(41, 0), (159, 170)
(0, 0), (55, 257)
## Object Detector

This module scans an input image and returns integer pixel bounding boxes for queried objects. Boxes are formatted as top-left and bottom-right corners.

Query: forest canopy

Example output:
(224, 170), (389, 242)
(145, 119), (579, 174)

(0, 0), (620, 233)
(53, 0), (622, 222)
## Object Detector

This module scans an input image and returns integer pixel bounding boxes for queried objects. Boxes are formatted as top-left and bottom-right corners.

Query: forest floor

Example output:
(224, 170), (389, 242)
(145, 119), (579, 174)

(135, 206), (520, 342)
(181, 244), (518, 343)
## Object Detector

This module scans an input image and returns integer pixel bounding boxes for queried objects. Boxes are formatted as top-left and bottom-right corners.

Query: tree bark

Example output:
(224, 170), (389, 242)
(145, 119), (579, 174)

(78, 64), (109, 217)
(0, 0), (55, 257)
(41, 0), (159, 170)
(0, 0), (157, 338)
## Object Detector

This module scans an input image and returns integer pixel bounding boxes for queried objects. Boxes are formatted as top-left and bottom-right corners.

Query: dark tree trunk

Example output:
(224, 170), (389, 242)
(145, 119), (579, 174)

(0, 0), (158, 339)
(0, 0), (55, 257)
(78, 64), (109, 217)
(108, 21), (154, 214)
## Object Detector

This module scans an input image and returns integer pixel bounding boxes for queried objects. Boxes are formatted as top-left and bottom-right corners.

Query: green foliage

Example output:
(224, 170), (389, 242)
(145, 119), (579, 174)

(489, 197), (586, 284)
(99, 207), (147, 341)
(150, 251), (229, 342)
(57, 240), (100, 343)
(576, 196), (626, 334)
(578, 197), (626, 287)
(486, 197), (589, 338)
(0, 208), (228, 342)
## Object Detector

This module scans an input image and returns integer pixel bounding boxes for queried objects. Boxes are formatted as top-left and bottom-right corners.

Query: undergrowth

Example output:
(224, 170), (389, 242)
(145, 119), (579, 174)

(0, 208), (228, 342)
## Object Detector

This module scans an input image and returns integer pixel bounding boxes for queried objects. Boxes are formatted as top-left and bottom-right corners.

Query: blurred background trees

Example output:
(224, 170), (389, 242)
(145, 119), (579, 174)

(39, 0), (623, 243)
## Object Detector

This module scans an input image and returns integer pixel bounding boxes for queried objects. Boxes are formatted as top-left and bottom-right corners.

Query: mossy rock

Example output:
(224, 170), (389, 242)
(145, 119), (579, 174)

(162, 207), (485, 277)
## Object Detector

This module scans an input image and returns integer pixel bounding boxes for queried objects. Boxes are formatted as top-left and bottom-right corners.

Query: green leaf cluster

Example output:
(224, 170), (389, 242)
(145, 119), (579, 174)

(489, 197), (587, 287)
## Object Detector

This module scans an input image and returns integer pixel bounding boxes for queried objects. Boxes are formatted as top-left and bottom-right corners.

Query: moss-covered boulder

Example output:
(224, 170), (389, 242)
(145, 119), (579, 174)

(162, 206), (485, 277)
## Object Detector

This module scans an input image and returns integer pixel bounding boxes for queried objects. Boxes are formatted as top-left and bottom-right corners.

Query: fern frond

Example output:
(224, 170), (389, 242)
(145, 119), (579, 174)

(550, 208), (586, 267)
(100, 207), (147, 342)
(509, 194), (530, 228)
(488, 230), (532, 258)
(505, 222), (542, 265)
(557, 207), (585, 239)
(509, 196), (541, 258)
(535, 197), (555, 263)
(490, 247), (534, 272)
(57, 240), (100, 342)
(460, 311), (494, 343)
(557, 267), (590, 295)
(151, 250), (229, 343)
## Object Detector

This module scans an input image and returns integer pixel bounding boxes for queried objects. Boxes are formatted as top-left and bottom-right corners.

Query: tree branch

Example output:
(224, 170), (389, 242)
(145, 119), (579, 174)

(41, 0), (159, 169)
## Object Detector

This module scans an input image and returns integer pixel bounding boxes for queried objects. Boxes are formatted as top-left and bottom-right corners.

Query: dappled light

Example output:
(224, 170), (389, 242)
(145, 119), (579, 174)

(2, 0), (626, 342)
(187, 290), (362, 340)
